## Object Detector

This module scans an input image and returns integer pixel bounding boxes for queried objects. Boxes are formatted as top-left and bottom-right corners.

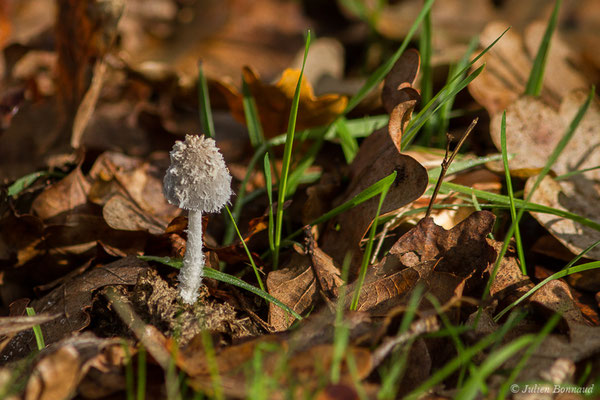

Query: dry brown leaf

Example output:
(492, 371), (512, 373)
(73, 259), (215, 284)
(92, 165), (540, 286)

(217, 67), (348, 138)
(345, 267), (420, 313)
(31, 166), (91, 223)
(267, 251), (316, 332)
(389, 211), (497, 287)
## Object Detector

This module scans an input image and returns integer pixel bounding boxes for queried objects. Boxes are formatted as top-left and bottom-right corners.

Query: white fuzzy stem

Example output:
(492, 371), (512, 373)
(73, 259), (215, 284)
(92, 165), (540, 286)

(178, 209), (205, 304)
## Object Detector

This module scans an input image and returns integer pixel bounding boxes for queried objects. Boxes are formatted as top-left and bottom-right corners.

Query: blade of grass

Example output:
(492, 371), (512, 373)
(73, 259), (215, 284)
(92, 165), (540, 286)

(224, 205), (265, 291)
(137, 344), (147, 400)
(122, 339), (135, 400)
(336, 117), (359, 164)
(350, 176), (393, 310)
(405, 312), (525, 400)
(496, 314), (560, 399)
(485, 86), (594, 297)
(524, 0), (562, 96)
(457, 334), (537, 399)
(418, 8), (434, 144)
(343, 0), (435, 115)
(285, 126), (329, 197)
(264, 155), (275, 254)
(197, 61), (215, 138)
(273, 31), (311, 268)
(25, 307), (45, 350)
(437, 180), (600, 231)
(330, 253), (352, 383)
(138, 256), (301, 319)
(500, 111), (526, 274)
(242, 75), (265, 148)
(436, 37), (479, 138)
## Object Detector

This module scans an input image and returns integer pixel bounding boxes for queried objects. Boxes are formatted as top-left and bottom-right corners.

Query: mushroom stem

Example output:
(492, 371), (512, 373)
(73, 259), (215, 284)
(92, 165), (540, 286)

(179, 209), (205, 304)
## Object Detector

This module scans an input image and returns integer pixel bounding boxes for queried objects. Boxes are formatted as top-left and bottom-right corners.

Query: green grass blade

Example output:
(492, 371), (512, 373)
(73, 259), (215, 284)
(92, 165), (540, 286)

(436, 37), (479, 138)
(457, 334), (537, 399)
(404, 312), (524, 400)
(350, 176), (393, 310)
(197, 61), (215, 138)
(138, 256), (301, 319)
(524, 0), (562, 96)
(336, 117), (359, 164)
(500, 111), (526, 274)
(137, 344), (147, 400)
(496, 314), (560, 399)
(438, 180), (600, 230)
(418, 9), (434, 143)
(273, 31), (312, 268)
(224, 206), (265, 291)
(25, 307), (45, 350)
(264, 155), (275, 253)
(331, 253), (352, 384)
(343, 0), (435, 115)
(242, 75), (265, 148)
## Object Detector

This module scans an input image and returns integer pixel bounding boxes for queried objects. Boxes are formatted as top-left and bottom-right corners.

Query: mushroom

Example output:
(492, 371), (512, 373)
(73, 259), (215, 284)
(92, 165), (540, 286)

(163, 134), (232, 304)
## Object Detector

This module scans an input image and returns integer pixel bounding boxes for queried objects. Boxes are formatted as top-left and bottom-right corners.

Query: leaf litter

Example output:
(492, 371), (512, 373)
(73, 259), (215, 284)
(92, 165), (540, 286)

(2, 0), (600, 398)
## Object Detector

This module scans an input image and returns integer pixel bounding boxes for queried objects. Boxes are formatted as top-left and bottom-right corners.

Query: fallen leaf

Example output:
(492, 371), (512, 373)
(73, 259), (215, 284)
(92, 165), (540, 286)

(31, 166), (91, 223)
(217, 67), (348, 138)
(267, 251), (316, 331)
(388, 211), (497, 288)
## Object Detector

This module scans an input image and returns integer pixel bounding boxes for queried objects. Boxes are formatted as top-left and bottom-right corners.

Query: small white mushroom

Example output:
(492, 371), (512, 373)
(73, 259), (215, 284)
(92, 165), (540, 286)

(163, 134), (232, 304)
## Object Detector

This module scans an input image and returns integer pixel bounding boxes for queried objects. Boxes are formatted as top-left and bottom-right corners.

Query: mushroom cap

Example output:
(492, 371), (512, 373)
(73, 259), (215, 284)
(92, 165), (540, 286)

(163, 135), (233, 212)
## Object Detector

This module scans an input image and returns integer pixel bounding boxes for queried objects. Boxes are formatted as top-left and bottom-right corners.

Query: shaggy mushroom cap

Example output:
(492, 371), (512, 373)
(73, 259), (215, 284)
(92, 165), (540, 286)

(163, 135), (232, 213)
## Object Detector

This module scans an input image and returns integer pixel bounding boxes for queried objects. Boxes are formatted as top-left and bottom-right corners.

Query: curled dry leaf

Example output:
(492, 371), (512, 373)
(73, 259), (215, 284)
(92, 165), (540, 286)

(469, 21), (589, 116)
(494, 90), (600, 259)
(319, 50), (427, 268)
(216, 67), (348, 138)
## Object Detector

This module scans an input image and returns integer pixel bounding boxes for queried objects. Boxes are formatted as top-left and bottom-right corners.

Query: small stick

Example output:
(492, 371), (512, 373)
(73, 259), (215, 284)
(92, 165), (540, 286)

(425, 118), (478, 219)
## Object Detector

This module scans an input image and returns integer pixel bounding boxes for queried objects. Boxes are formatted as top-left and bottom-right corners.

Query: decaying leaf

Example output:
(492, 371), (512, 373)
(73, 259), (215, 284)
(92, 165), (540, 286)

(388, 211), (497, 288)
(217, 67), (348, 138)
(267, 251), (316, 332)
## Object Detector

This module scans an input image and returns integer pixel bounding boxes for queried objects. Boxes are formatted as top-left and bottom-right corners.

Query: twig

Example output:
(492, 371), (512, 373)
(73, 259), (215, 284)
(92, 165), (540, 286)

(425, 118), (478, 218)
